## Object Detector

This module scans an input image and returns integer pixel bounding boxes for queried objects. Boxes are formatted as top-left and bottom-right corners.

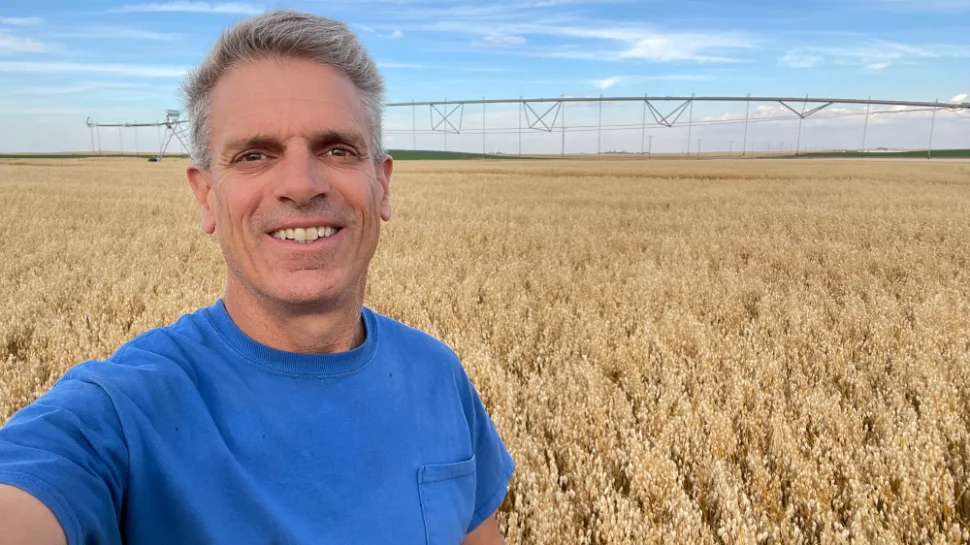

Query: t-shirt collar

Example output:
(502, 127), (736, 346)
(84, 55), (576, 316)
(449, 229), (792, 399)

(203, 299), (379, 378)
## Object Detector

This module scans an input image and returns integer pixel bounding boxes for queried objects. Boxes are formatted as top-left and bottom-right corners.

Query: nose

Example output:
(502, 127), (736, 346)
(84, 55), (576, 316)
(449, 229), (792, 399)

(274, 146), (330, 206)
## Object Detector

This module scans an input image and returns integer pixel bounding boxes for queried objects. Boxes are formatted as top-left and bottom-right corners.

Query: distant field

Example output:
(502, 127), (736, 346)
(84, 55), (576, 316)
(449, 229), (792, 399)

(2, 148), (967, 161)
(0, 149), (534, 161)
(387, 149), (538, 160)
(790, 149), (970, 159)
(0, 153), (187, 160)
(2, 158), (970, 544)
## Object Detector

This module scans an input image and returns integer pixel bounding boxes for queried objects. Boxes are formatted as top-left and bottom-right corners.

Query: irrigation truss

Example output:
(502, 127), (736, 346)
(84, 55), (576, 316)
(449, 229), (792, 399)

(86, 95), (969, 161)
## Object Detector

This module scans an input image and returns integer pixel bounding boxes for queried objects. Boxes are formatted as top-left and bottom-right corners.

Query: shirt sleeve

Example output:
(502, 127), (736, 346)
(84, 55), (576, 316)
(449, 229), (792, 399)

(454, 365), (515, 534)
(0, 377), (128, 545)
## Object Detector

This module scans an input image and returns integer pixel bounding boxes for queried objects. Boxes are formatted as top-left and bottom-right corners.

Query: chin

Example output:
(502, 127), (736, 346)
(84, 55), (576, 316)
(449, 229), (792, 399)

(262, 273), (353, 308)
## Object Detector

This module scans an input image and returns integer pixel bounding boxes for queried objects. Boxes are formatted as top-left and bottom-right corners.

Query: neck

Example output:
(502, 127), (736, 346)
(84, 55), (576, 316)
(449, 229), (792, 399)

(222, 279), (367, 354)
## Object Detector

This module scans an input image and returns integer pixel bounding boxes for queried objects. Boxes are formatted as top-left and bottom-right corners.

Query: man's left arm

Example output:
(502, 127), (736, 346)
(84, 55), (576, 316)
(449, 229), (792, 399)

(463, 514), (505, 545)
(453, 363), (515, 543)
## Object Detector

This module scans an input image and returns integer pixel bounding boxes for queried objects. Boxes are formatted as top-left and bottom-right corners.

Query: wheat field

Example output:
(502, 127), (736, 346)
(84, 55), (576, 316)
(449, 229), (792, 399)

(2, 157), (970, 544)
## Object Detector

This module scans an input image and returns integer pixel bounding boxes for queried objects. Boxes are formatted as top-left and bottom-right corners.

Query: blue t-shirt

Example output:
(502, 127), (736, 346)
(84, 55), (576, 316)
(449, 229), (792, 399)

(0, 300), (514, 545)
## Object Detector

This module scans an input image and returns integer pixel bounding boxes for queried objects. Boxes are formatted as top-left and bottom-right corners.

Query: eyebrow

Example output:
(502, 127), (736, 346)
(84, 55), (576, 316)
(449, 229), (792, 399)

(222, 129), (370, 158)
(222, 134), (280, 157)
(311, 130), (369, 154)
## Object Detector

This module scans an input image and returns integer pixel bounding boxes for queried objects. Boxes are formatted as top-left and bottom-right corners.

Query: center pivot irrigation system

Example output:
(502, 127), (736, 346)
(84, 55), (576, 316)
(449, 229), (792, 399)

(85, 109), (190, 161)
(387, 95), (968, 157)
(85, 95), (969, 161)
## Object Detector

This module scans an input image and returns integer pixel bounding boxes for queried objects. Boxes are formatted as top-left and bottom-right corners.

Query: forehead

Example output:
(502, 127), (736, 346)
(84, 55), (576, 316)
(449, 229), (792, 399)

(207, 57), (369, 149)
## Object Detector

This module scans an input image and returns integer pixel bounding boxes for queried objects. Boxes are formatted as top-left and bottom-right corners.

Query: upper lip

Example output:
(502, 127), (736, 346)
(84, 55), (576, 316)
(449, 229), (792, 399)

(266, 219), (345, 233)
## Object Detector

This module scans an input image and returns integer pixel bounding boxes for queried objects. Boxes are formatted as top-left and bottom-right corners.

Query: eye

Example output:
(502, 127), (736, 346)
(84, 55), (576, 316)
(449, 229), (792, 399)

(239, 151), (265, 162)
(326, 147), (355, 157)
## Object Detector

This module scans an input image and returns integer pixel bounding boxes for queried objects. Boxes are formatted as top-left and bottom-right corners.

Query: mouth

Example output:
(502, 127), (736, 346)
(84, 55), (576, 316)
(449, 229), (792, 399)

(269, 226), (342, 244)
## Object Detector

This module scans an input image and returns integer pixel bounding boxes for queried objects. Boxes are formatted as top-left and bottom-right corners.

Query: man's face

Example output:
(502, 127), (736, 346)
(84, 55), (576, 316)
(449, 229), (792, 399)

(187, 57), (392, 310)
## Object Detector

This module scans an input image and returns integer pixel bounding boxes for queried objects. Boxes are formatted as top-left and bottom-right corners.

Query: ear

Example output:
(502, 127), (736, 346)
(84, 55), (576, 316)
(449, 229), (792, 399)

(377, 155), (393, 222)
(186, 164), (217, 234)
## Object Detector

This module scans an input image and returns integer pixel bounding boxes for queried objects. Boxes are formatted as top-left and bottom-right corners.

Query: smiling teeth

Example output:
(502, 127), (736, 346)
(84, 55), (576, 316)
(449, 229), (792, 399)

(272, 226), (338, 242)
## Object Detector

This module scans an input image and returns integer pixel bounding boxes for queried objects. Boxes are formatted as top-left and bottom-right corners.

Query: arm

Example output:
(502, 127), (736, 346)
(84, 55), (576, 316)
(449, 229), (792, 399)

(0, 377), (128, 545)
(462, 514), (505, 545)
(451, 361), (514, 544)
(0, 484), (67, 545)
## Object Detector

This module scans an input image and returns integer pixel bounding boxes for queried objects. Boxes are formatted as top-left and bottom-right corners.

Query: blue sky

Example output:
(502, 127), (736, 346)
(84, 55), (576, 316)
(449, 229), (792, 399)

(1, 0), (967, 153)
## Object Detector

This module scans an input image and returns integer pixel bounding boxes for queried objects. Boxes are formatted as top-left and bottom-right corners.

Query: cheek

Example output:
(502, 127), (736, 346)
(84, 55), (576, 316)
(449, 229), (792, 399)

(219, 184), (263, 236)
(363, 178), (384, 214)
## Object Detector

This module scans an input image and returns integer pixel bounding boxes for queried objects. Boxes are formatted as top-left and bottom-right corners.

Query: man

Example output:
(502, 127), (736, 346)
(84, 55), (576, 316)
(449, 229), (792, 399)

(0, 10), (514, 545)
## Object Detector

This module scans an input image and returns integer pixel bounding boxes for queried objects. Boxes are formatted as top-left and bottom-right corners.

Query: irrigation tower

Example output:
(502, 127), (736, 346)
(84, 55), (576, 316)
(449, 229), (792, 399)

(85, 110), (190, 162)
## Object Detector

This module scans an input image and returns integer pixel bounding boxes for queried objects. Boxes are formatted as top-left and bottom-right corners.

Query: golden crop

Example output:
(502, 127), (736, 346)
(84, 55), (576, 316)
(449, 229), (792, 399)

(2, 157), (969, 544)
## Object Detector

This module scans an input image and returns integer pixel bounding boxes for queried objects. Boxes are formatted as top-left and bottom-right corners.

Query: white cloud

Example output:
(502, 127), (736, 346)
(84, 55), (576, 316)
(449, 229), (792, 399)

(507, 25), (754, 62)
(592, 76), (621, 89)
(0, 61), (188, 77)
(648, 74), (712, 81)
(0, 17), (44, 25)
(389, 29), (403, 39)
(6, 81), (151, 96)
(779, 50), (823, 68)
(57, 27), (178, 41)
(619, 34), (751, 62)
(589, 72), (712, 89)
(378, 61), (506, 72)
(110, 2), (263, 14)
(0, 107), (104, 115)
(395, 18), (754, 63)
(556, 28), (752, 62)
(0, 31), (49, 55)
(473, 34), (527, 47)
(780, 40), (970, 69)
(952, 93), (967, 102)
(860, 0), (970, 13)
(378, 62), (426, 68)
(456, 67), (506, 72)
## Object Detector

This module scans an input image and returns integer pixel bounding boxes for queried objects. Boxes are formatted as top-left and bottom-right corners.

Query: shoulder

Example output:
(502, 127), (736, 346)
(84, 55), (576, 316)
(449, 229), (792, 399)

(60, 304), (216, 401)
(366, 308), (478, 395)
(366, 307), (481, 405)
(367, 308), (462, 367)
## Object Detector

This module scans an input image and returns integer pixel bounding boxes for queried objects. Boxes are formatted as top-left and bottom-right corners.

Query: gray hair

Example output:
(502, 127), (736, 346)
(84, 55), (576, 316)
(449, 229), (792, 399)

(182, 9), (386, 170)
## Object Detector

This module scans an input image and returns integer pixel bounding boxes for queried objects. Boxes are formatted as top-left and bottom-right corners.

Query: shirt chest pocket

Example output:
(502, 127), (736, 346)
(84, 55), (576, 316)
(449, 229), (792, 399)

(418, 455), (477, 545)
